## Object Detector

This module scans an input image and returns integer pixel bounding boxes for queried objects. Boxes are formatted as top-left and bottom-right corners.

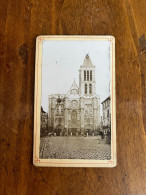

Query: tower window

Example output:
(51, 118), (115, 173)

(85, 84), (87, 94)
(90, 71), (92, 81)
(89, 84), (92, 94)
(87, 71), (89, 81)
(84, 70), (86, 81)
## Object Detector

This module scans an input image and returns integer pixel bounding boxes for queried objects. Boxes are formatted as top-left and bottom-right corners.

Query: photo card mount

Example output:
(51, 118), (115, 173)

(33, 35), (116, 167)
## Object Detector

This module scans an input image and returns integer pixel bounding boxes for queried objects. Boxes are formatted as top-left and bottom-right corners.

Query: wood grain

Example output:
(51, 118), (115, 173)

(0, 0), (146, 194)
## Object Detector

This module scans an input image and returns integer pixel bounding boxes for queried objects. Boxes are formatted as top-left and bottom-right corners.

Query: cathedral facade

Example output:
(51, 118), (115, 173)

(48, 54), (100, 135)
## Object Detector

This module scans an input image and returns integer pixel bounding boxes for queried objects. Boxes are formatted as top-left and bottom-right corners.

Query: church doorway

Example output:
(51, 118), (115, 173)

(56, 125), (63, 136)
(71, 128), (77, 136)
(87, 129), (94, 135)
(85, 124), (93, 135)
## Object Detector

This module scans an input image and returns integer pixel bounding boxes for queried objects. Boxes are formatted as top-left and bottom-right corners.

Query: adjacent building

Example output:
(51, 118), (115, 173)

(41, 107), (48, 130)
(101, 96), (111, 134)
(48, 54), (100, 136)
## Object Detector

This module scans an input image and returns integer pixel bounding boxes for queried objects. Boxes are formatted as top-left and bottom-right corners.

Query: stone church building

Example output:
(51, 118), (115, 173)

(48, 54), (100, 135)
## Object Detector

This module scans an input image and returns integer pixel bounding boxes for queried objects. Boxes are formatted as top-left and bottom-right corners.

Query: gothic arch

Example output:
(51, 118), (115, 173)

(71, 110), (77, 122)
(85, 83), (87, 94)
(55, 124), (63, 136)
(85, 124), (94, 135)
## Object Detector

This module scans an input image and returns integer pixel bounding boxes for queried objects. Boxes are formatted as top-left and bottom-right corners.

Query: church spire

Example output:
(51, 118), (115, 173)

(81, 54), (94, 67)
(67, 79), (79, 95)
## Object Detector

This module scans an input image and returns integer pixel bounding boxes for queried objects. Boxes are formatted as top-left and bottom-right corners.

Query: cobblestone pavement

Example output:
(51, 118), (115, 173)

(40, 136), (111, 160)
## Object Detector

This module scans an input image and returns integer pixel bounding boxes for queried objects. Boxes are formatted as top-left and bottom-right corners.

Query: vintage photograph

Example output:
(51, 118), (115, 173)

(34, 36), (116, 167)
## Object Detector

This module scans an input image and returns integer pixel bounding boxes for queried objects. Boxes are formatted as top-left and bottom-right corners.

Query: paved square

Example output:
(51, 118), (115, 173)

(40, 136), (111, 160)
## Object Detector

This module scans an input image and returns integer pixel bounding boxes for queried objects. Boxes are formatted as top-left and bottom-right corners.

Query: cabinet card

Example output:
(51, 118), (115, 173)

(33, 36), (116, 167)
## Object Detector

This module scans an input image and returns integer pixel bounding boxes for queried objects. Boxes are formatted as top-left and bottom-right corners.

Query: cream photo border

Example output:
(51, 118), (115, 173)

(33, 35), (116, 167)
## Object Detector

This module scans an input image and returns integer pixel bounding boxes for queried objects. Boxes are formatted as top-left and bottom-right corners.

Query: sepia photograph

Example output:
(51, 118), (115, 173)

(34, 36), (116, 167)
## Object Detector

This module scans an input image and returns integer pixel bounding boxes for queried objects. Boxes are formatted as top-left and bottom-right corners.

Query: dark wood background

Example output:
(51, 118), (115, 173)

(0, 0), (146, 194)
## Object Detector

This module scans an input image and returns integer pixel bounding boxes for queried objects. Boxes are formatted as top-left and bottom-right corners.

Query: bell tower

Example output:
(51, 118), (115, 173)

(79, 54), (96, 96)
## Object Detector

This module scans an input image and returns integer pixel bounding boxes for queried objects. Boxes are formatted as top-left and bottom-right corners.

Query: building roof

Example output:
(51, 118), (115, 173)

(81, 54), (94, 67)
(101, 96), (110, 104)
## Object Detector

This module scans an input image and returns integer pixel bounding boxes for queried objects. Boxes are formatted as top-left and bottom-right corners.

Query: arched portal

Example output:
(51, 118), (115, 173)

(55, 124), (63, 136)
(85, 124), (93, 135)
(71, 110), (77, 122)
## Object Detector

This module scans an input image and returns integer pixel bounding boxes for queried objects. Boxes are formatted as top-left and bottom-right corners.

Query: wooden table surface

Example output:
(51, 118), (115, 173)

(0, 0), (146, 194)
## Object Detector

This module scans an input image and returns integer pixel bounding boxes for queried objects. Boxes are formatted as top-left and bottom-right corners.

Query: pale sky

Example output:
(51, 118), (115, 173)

(41, 40), (110, 115)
